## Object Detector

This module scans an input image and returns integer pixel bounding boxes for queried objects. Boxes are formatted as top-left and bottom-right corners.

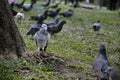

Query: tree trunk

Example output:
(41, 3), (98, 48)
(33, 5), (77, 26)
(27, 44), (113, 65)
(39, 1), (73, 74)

(0, 0), (28, 58)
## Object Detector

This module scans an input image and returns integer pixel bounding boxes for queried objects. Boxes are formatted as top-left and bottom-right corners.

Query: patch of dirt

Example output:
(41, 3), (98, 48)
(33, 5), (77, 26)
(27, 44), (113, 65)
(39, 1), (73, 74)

(22, 52), (94, 80)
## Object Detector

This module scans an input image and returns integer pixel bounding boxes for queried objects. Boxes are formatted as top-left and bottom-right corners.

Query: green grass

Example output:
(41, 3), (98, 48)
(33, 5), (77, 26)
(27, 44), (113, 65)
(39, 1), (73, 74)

(1, 1), (120, 80)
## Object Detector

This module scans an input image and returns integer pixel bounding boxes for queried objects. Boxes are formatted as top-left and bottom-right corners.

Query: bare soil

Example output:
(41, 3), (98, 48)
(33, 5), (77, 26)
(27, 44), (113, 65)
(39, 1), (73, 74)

(22, 52), (95, 80)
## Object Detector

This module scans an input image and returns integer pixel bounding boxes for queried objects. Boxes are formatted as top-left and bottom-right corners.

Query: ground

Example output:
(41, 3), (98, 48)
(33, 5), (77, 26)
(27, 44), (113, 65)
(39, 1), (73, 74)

(0, 1), (120, 80)
(0, 52), (94, 80)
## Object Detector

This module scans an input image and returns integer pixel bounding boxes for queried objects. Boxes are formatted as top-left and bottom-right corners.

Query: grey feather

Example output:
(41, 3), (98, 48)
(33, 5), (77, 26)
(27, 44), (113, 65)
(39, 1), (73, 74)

(34, 24), (50, 51)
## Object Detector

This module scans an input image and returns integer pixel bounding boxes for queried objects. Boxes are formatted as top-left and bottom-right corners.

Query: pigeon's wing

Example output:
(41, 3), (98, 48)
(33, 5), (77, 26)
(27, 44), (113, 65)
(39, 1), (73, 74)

(101, 60), (110, 73)
(47, 25), (57, 32)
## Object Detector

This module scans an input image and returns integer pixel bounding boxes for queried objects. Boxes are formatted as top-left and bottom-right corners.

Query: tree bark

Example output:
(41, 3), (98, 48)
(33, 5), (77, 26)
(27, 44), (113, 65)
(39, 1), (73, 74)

(0, 0), (28, 58)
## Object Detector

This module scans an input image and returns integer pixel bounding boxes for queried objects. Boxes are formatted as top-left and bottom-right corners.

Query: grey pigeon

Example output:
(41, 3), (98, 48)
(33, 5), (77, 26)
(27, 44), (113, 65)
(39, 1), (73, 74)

(105, 67), (120, 80)
(93, 44), (110, 80)
(34, 24), (50, 51)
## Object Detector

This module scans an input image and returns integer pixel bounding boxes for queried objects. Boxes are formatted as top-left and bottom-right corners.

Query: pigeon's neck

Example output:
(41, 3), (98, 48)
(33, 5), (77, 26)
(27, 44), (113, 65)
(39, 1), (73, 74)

(99, 50), (107, 57)
(58, 22), (65, 28)
(40, 29), (48, 35)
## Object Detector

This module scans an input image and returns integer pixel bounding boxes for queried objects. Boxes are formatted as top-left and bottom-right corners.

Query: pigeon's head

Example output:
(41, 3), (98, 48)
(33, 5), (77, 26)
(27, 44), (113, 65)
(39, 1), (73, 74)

(41, 24), (48, 30)
(100, 44), (106, 53)
(97, 20), (100, 23)
(105, 67), (116, 76)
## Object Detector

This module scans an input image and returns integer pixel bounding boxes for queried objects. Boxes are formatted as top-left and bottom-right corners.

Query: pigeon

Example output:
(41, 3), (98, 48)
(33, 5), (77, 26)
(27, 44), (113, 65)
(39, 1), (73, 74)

(59, 9), (74, 18)
(10, 8), (18, 16)
(9, 2), (15, 9)
(27, 10), (49, 36)
(105, 67), (120, 80)
(47, 20), (66, 35)
(9, 2), (18, 17)
(29, 10), (48, 23)
(93, 44), (110, 80)
(47, 8), (61, 18)
(34, 24), (50, 51)
(93, 20), (101, 32)
(15, 10), (24, 23)
(37, 10), (48, 23)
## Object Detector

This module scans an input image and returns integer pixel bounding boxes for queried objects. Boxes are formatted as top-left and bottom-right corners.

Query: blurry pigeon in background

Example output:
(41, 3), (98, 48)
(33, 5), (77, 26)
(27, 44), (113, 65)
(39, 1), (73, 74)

(27, 10), (49, 36)
(93, 20), (101, 33)
(105, 67), (120, 80)
(47, 20), (66, 35)
(59, 9), (74, 18)
(15, 10), (24, 23)
(34, 24), (50, 51)
(29, 10), (48, 23)
(93, 44), (110, 80)
(47, 8), (61, 18)
(10, 8), (18, 17)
